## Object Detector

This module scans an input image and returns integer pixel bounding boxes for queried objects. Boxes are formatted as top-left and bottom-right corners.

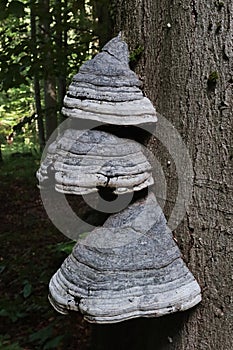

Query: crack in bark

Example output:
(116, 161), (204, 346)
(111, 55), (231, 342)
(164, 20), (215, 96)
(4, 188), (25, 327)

(186, 215), (195, 264)
(191, 0), (198, 26)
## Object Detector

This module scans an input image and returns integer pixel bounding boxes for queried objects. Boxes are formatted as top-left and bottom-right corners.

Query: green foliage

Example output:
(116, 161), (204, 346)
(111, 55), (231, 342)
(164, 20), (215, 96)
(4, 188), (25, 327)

(8, 1), (25, 18)
(0, 0), (96, 89)
(51, 240), (76, 254)
(0, 84), (42, 158)
(0, 336), (23, 350)
(0, 82), (36, 157)
(207, 71), (219, 89)
(22, 280), (33, 298)
(0, 154), (40, 184)
(0, 264), (6, 274)
(43, 336), (64, 349)
(0, 0), (103, 153)
(208, 71), (219, 83)
(0, 154), (92, 348)
(0, 0), (30, 90)
(50, 235), (89, 255)
(129, 45), (144, 62)
(29, 325), (64, 349)
(215, 1), (224, 10)
(129, 45), (144, 70)
(0, 0), (25, 20)
(0, 301), (28, 322)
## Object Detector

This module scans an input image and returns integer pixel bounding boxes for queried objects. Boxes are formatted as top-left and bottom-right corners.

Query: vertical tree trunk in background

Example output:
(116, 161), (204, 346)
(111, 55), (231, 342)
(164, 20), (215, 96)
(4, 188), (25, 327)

(40, 0), (57, 139)
(34, 77), (45, 150)
(30, 3), (45, 150)
(44, 77), (57, 139)
(97, 1), (232, 349)
(92, 0), (114, 47)
(78, 0), (90, 54)
(55, 0), (67, 123)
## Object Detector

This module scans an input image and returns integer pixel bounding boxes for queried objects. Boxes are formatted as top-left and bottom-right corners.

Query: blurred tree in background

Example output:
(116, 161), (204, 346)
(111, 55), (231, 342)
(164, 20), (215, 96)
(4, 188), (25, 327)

(0, 0), (113, 157)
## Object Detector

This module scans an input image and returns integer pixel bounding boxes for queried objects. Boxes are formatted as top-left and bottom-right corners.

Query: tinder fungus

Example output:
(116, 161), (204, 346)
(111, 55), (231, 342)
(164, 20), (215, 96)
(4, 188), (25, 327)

(38, 33), (201, 324)
(49, 193), (201, 323)
(37, 129), (153, 195)
(62, 35), (157, 125)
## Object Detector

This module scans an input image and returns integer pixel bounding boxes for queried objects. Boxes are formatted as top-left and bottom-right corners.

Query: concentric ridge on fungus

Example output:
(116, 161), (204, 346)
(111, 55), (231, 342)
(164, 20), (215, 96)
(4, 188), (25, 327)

(48, 193), (202, 323)
(61, 34), (157, 124)
(40, 34), (201, 324)
(37, 129), (154, 195)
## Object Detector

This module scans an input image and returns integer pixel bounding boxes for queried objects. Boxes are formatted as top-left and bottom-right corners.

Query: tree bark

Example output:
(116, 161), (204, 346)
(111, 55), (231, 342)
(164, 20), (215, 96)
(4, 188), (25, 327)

(44, 77), (57, 139)
(30, 2), (45, 150)
(92, 0), (114, 47)
(105, 1), (233, 349)
(40, 0), (58, 140)
(55, 0), (67, 123)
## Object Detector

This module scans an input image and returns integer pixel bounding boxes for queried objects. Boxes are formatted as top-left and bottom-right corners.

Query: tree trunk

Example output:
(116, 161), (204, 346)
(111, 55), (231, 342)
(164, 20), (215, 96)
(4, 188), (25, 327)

(92, 0), (114, 47)
(101, 1), (232, 349)
(44, 77), (57, 140)
(34, 77), (45, 150)
(40, 0), (58, 140)
(30, 2), (45, 150)
(0, 145), (2, 162)
(55, 0), (67, 123)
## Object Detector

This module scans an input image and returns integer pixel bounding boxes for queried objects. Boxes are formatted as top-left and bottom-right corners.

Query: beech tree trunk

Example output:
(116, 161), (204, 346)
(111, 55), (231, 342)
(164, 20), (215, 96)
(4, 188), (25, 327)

(92, 0), (114, 47)
(40, 0), (58, 139)
(95, 1), (232, 349)
(55, 0), (67, 123)
(30, 2), (45, 150)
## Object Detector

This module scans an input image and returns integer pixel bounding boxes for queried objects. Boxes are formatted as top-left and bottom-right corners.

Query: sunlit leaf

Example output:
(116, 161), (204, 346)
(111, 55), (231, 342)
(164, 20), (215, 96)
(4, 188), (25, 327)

(53, 240), (76, 254)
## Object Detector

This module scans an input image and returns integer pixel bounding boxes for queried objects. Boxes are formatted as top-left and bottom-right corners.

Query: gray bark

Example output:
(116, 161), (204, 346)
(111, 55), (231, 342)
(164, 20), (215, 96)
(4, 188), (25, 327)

(92, 0), (114, 47)
(40, 0), (58, 139)
(30, 2), (45, 150)
(108, 1), (233, 349)
(55, 0), (67, 123)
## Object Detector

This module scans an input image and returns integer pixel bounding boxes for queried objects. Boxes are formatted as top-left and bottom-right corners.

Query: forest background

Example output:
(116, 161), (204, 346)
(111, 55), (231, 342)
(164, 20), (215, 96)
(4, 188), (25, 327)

(0, 0), (232, 349)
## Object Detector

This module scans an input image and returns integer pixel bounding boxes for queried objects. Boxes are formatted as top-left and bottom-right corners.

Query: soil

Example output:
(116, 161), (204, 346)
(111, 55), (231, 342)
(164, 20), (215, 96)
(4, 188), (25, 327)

(0, 156), (91, 350)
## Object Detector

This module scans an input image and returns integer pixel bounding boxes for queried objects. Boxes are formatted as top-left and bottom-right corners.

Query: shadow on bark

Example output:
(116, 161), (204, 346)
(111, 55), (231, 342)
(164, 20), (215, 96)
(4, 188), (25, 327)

(90, 310), (193, 350)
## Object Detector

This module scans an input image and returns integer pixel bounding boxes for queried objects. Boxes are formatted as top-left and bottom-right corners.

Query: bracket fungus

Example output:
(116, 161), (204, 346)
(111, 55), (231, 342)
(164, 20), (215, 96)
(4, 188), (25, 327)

(62, 34), (157, 125)
(37, 129), (153, 195)
(38, 34), (201, 324)
(49, 193), (201, 323)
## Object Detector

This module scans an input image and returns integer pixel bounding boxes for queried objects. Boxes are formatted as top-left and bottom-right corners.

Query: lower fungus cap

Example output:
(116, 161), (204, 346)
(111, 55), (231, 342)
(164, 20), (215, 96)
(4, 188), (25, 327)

(48, 192), (202, 323)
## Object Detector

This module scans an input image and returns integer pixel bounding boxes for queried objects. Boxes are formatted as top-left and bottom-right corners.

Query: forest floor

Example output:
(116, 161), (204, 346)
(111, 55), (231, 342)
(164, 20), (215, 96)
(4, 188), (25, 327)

(0, 154), (91, 350)
(0, 152), (187, 350)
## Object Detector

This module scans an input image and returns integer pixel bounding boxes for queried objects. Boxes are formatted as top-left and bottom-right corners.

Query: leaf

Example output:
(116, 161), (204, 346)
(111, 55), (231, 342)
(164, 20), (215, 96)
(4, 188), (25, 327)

(43, 336), (64, 349)
(0, 308), (27, 322)
(0, 265), (6, 273)
(0, 309), (9, 317)
(0, 0), (8, 8)
(23, 282), (32, 298)
(0, 0), (9, 20)
(53, 241), (76, 254)
(8, 1), (25, 18)
(0, 338), (23, 350)
(19, 55), (31, 68)
(29, 325), (53, 344)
